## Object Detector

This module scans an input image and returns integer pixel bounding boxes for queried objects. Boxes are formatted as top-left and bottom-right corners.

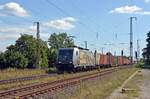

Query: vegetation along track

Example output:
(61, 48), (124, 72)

(0, 66), (128, 85)
(0, 73), (57, 85)
(0, 65), (131, 99)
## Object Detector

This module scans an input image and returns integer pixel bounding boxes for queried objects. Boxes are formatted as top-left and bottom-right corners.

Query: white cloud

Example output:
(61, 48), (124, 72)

(0, 25), (50, 52)
(0, 2), (29, 17)
(43, 17), (76, 30)
(0, 45), (7, 52)
(110, 5), (150, 15)
(40, 32), (51, 39)
(0, 25), (51, 41)
(136, 11), (150, 15)
(0, 34), (20, 40)
(63, 17), (76, 22)
(110, 5), (142, 13)
(144, 0), (150, 3)
(0, 13), (6, 16)
(0, 27), (35, 34)
(0, 26), (36, 41)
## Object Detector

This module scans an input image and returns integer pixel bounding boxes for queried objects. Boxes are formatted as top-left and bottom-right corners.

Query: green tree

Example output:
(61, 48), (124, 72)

(4, 51), (28, 68)
(15, 34), (38, 68)
(0, 52), (6, 69)
(48, 33), (74, 66)
(48, 33), (74, 49)
(48, 48), (57, 66)
(7, 34), (48, 68)
(143, 31), (150, 65)
(39, 40), (49, 68)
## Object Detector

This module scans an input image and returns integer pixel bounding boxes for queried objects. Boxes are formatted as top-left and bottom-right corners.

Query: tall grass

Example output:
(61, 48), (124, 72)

(124, 71), (143, 98)
(56, 67), (138, 99)
(0, 68), (46, 80)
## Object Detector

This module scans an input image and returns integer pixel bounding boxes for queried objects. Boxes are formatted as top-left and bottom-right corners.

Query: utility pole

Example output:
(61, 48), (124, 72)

(34, 22), (40, 68)
(137, 39), (140, 62)
(84, 41), (87, 49)
(121, 50), (124, 64)
(114, 51), (116, 56)
(129, 17), (137, 64)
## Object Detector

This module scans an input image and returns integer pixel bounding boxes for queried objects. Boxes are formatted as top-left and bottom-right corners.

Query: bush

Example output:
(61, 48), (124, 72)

(6, 34), (49, 68)
(4, 51), (28, 68)
(134, 62), (144, 68)
(46, 67), (56, 74)
(0, 53), (6, 69)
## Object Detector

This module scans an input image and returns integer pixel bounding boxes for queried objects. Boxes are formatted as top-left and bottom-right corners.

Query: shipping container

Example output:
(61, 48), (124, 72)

(78, 49), (95, 67)
(114, 56), (118, 66)
(111, 55), (114, 65)
(79, 51), (87, 65)
(123, 56), (129, 65)
(126, 57), (130, 65)
(99, 54), (105, 65)
(95, 53), (100, 66)
(118, 56), (123, 65)
(106, 52), (114, 66)
(104, 55), (108, 65)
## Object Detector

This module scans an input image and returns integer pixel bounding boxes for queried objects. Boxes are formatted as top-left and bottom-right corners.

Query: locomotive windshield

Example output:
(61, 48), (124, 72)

(58, 49), (73, 63)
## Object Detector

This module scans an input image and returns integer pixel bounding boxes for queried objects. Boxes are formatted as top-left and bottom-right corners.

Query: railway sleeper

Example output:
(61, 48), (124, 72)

(1, 66), (130, 99)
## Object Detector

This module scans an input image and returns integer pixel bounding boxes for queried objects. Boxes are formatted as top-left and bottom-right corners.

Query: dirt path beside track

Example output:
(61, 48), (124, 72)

(106, 71), (139, 99)
(106, 69), (150, 99)
(138, 69), (150, 99)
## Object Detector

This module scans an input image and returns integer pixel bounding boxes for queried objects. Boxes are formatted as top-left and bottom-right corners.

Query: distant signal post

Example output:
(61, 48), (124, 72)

(129, 17), (137, 64)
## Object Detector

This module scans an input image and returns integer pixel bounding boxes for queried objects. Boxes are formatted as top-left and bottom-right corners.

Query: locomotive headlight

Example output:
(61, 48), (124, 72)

(58, 61), (61, 63)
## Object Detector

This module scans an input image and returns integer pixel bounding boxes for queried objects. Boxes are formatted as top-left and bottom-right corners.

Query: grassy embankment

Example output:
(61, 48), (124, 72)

(134, 62), (150, 69)
(0, 68), (112, 91)
(56, 67), (138, 99)
(0, 68), (47, 80)
(123, 70), (143, 99)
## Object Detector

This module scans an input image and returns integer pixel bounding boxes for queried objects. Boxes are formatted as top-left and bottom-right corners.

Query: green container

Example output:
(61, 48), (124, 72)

(114, 56), (118, 65)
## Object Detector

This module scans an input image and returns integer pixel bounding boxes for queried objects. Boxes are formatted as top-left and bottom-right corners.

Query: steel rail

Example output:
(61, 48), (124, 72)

(0, 74), (57, 85)
(0, 66), (131, 99)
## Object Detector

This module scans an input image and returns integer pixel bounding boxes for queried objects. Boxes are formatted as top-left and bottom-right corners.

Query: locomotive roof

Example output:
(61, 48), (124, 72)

(59, 46), (89, 51)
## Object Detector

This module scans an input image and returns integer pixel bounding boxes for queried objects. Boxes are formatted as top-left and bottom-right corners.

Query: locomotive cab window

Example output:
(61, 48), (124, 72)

(58, 49), (73, 62)
(76, 51), (78, 56)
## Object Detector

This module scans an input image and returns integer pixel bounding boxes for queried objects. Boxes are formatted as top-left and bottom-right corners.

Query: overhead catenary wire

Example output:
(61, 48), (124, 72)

(69, 0), (120, 43)
(44, 0), (97, 34)
(0, 15), (38, 32)
(69, 0), (103, 31)
(69, 0), (118, 49)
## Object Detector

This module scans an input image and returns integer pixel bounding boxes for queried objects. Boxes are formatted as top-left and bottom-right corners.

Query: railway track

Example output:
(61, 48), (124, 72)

(0, 66), (131, 99)
(0, 68), (113, 85)
(0, 66), (125, 85)
(0, 73), (57, 85)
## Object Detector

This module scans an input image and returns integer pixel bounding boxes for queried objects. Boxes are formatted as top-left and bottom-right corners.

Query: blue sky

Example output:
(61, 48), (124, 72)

(0, 0), (150, 57)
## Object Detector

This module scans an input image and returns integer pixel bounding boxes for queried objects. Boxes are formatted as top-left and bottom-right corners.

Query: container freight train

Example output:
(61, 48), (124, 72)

(56, 47), (130, 72)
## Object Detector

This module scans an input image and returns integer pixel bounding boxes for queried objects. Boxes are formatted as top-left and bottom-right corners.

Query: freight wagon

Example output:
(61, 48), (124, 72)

(106, 52), (114, 67)
(118, 56), (123, 65)
(56, 47), (130, 73)
(99, 54), (105, 66)
(94, 52), (101, 66)
(114, 56), (118, 66)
